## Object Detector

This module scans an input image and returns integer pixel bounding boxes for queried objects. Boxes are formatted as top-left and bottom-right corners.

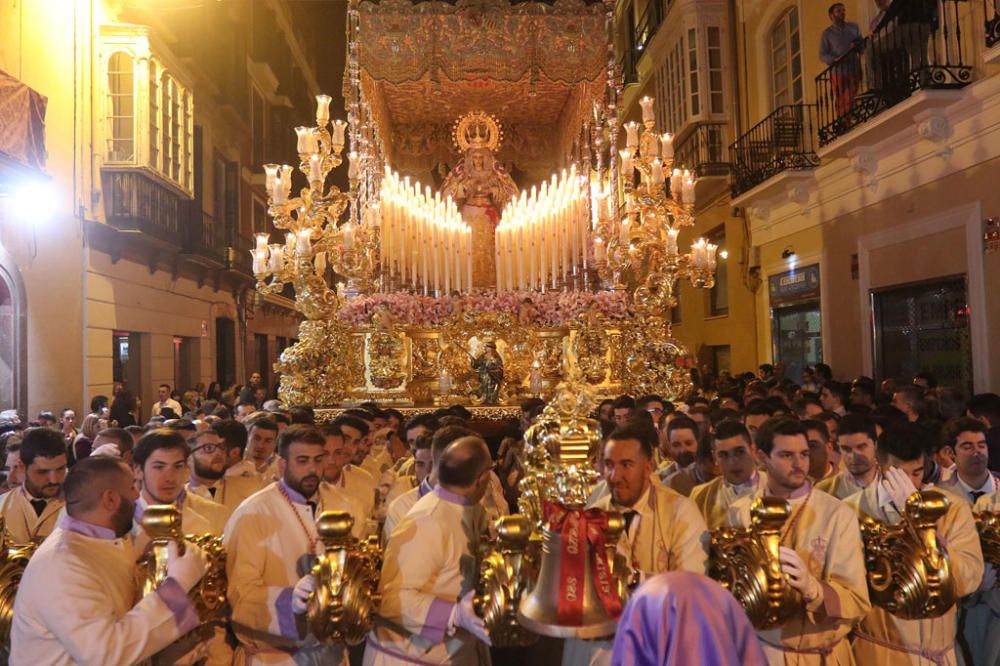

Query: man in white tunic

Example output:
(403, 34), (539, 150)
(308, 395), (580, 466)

(728, 417), (870, 665)
(321, 421), (377, 525)
(0, 427), (67, 543)
(383, 425), (470, 541)
(564, 421), (710, 666)
(318, 422), (374, 539)
(11, 455), (207, 665)
(690, 420), (766, 529)
(365, 436), (493, 665)
(225, 424), (346, 665)
(245, 413), (281, 480)
(937, 417), (1000, 666)
(186, 420), (266, 517)
(816, 413), (881, 500)
(845, 422), (983, 665)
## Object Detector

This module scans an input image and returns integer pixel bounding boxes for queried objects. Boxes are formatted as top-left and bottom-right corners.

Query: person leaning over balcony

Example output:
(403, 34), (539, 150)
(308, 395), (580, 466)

(820, 3), (864, 116)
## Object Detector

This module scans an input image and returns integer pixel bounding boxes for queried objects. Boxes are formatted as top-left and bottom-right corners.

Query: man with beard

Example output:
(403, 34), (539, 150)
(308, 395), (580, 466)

(224, 425), (346, 664)
(845, 423), (983, 665)
(563, 422), (709, 666)
(658, 416), (700, 482)
(11, 455), (207, 663)
(186, 425), (265, 518)
(133, 429), (228, 541)
(365, 436), (493, 665)
(0, 427), (67, 543)
(727, 418), (870, 665)
(321, 419), (376, 523)
(816, 413), (881, 499)
(690, 421), (767, 529)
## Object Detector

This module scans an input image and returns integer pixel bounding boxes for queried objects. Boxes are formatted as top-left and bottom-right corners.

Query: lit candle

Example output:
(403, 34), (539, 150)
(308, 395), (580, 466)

(639, 96), (655, 124)
(332, 120), (347, 147)
(619, 149), (633, 182)
(670, 168), (683, 199)
(275, 165), (293, 205)
(624, 122), (640, 150)
(315, 94), (332, 125)
(295, 127), (318, 154)
(308, 153), (323, 183)
(296, 229), (312, 256)
(348, 151), (360, 180)
(263, 164), (279, 200)
(251, 247), (268, 276)
(268, 244), (284, 273)
(682, 176), (696, 206)
(660, 133), (674, 160)
(667, 228), (679, 256)
(465, 227), (472, 292)
(650, 158), (665, 185)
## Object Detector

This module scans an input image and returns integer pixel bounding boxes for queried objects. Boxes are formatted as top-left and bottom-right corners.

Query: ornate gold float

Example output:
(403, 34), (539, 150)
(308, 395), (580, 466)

(975, 509), (1000, 587)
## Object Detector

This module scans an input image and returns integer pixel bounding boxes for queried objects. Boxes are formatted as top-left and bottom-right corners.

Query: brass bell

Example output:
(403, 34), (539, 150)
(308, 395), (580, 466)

(517, 517), (623, 639)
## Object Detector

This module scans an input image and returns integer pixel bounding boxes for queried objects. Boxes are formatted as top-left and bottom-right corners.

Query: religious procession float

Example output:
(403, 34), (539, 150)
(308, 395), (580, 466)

(3, 0), (999, 658)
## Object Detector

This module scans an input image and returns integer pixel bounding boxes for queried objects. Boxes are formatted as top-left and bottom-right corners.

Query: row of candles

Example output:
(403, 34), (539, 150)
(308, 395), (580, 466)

(494, 166), (589, 291)
(379, 168), (473, 295)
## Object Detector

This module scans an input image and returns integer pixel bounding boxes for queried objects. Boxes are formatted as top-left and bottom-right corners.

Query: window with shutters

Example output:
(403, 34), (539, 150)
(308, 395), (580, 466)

(770, 8), (803, 108)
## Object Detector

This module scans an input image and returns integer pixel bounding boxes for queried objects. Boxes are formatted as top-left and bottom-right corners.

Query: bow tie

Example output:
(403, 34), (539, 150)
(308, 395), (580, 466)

(30, 499), (47, 517)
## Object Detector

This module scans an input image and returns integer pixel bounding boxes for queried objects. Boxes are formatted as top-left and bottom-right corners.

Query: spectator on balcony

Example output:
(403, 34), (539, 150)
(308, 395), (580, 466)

(820, 3), (864, 116)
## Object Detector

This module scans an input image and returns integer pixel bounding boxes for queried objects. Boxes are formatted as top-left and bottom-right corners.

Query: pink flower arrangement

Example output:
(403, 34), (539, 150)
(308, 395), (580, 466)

(337, 290), (630, 327)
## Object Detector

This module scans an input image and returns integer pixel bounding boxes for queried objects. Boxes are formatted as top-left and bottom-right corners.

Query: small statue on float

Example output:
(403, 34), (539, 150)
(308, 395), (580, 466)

(470, 341), (505, 405)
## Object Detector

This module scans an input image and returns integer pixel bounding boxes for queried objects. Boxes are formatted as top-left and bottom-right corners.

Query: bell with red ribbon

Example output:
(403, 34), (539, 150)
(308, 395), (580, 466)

(517, 501), (628, 638)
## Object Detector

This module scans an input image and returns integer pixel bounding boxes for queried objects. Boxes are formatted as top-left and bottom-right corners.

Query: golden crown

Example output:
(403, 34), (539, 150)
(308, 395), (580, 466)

(452, 111), (503, 153)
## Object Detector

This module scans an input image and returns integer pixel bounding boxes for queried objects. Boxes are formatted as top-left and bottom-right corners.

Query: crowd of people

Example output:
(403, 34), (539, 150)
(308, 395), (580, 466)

(1, 360), (999, 665)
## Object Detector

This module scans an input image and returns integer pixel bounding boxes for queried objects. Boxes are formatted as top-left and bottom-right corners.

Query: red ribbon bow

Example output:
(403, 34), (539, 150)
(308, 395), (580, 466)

(543, 501), (623, 625)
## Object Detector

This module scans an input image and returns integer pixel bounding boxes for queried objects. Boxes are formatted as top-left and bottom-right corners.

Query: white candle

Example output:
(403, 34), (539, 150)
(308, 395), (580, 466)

(315, 94), (332, 125)
(263, 164), (279, 200)
(251, 247), (268, 276)
(348, 151), (360, 180)
(667, 228), (679, 256)
(332, 120), (347, 146)
(682, 176), (696, 206)
(276, 165), (293, 204)
(639, 96), (655, 123)
(651, 159), (665, 185)
(620, 149), (633, 182)
(465, 227), (472, 292)
(295, 127), (317, 154)
(670, 169), (683, 198)
(308, 153), (323, 182)
(268, 244), (284, 273)
(296, 229), (312, 256)
(660, 133), (674, 160)
(625, 122), (640, 150)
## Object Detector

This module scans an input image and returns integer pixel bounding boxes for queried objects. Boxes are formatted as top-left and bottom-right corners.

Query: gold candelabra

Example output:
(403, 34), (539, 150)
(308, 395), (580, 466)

(596, 96), (717, 321)
(252, 95), (380, 320)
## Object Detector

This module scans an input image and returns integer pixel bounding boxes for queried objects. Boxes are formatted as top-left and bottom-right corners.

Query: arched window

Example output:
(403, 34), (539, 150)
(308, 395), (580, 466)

(107, 52), (135, 161)
(0, 246), (27, 415)
(770, 7), (803, 108)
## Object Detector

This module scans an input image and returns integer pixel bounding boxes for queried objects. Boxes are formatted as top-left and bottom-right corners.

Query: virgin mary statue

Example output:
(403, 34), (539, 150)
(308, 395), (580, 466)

(440, 111), (519, 290)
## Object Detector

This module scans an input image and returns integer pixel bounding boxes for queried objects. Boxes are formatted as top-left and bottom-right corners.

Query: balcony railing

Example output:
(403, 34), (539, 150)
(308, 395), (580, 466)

(674, 123), (730, 178)
(816, 0), (973, 146)
(101, 168), (184, 246)
(729, 104), (820, 198)
(987, 0), (1000, 48)
(226, 233), (254, 276)
(181, 209), (227, 266)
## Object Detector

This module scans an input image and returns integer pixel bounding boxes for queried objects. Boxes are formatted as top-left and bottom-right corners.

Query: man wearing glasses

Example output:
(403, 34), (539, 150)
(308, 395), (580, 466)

(186, 424), (265, 520)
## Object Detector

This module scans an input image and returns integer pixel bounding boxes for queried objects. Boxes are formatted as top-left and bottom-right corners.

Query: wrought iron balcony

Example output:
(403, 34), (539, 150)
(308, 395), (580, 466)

(729, 104), (819, 198)
(987, 0), (1000, 48)
(674, 123), (730, 179)
(225, 233), (254, 276)
(815, 0), (973, 146)
(101, 168), (185, 247)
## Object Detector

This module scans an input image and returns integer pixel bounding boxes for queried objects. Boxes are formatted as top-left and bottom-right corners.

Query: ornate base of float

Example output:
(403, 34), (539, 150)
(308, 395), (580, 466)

(276, 293), (696, 408)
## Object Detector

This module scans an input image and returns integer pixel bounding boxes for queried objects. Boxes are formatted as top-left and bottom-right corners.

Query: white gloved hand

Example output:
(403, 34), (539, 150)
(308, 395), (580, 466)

(882, 466), (919, 510)
(166, 541), (207, 593)
(982, 564), (998, 592)
(449, 590), (491, 646)
(291, 575), (315, 615)
(90, 443), (121, 458)
(779, 546), (822, 606)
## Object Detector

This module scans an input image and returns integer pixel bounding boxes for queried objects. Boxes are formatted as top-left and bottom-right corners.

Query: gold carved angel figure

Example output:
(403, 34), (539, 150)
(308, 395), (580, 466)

(440, 111), (519, 290)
